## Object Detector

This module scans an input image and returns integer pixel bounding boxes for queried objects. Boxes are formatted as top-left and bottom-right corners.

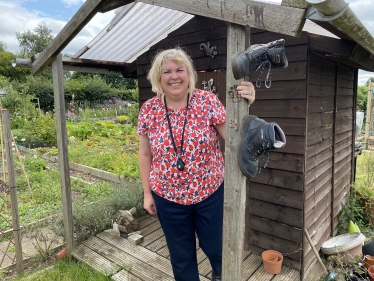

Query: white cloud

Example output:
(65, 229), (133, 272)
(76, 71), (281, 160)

(0, 1), (64, 53)
(64, 11), (114, 55)
(0, 1), (114, 56)
(358, 70), (374, 86)
(61, 0), (84, 8)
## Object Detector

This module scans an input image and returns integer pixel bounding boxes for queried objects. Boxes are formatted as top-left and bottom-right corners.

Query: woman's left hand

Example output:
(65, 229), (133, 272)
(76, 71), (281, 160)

(237, 81), (255, 105)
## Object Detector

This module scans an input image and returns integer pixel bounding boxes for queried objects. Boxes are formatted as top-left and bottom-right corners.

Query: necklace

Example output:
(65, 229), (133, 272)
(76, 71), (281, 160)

(164, 93), (189, 171)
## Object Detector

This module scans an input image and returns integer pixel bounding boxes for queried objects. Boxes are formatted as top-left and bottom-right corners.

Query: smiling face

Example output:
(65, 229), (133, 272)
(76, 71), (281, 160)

(160, 59), (190, 101)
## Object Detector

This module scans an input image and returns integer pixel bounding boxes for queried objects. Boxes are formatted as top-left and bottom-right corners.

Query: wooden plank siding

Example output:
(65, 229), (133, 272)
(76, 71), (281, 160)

(303, 51), (355, 275)
(245, 29), (308, 271)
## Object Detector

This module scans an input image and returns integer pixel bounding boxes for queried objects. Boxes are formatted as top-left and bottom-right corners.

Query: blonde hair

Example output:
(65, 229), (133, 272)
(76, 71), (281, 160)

(147, 48), (197, 95)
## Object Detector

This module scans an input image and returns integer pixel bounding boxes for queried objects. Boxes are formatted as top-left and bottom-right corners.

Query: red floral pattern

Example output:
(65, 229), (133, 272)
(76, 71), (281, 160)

(137, 89), (226, 205)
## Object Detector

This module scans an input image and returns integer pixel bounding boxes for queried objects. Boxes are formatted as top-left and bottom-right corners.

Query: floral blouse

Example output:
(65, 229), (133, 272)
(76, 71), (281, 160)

(137, 89), (226, 205)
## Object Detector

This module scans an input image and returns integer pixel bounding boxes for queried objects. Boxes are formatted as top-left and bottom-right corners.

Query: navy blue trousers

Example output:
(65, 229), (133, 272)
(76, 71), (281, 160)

(152, 183), (224, 281)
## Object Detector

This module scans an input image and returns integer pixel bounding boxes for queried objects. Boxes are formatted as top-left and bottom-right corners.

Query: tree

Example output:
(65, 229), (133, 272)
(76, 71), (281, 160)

(16, 22), (54, 57)
(0, 50), (31, 82)
(0, 41), (7, 52)
(357, 85), (368, 113)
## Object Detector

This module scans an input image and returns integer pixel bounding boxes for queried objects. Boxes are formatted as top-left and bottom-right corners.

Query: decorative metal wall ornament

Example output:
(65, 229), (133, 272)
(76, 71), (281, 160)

(228, 85), (241, 131)
(202, 78), (216, 93)
(200, 42), (217, 58)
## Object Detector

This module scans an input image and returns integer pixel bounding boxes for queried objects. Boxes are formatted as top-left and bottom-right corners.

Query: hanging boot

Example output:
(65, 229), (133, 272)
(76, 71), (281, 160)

(237, 115), (286, 178)
(212, 271), (221, 281)
(231, 39), (288, 81)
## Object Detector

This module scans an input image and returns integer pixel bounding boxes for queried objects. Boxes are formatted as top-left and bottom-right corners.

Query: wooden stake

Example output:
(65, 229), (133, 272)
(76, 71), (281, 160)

(305, 229), (329, 275)
(2, 109), (24, 273)
(12, 134), (35, 202)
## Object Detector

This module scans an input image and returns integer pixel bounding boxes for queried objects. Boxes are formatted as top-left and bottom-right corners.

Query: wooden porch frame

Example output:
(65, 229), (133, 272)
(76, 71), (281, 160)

(28, 0), (374, 278)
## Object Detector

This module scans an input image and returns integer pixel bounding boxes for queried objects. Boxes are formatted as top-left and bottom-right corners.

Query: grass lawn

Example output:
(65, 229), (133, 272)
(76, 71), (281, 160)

(5, 258), (111, 281)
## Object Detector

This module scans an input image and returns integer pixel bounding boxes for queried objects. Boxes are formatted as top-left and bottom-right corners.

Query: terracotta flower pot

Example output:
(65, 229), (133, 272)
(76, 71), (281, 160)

(55, 247), (67, 261)
(368, 265), (374, 281)
(365, 255), (374, 271)
(262, 250), (283, 274)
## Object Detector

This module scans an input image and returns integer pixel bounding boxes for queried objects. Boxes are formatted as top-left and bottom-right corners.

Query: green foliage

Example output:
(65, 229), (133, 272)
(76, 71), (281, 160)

(22, 112), (57, 147)
(354, 152), (374, 197)
(0, 51), (31, 82)
(338, 152), (374, 236)
(7, 99), (56, 146)
(337, 192), (367, 235)
(22, 75), (54, 111)
(128, 103), (139, 127)
(23, 156), (47, 172)
(0, 41), (6, 51)
(65, 76), (115, 102)
(16, 22), (54, 57)
(52, 183), (144, 244)
(66, 121), (139, 179)
(0, 80), (39, 127)
(357, 85), (367, 113)
(12, 259), (111, 281)
(116, 115), (130, 123)
(0, 153), (119, 230)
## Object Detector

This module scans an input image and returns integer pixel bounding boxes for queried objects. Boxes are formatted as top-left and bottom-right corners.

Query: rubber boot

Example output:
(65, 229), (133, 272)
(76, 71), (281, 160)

(237, 115), (286, 178)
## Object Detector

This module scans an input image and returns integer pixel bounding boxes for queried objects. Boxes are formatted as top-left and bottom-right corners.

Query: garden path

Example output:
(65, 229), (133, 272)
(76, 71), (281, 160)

(74, 215), (300, 281)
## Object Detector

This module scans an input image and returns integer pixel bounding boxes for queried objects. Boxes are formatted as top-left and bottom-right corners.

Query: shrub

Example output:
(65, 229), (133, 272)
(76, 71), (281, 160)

(116, 115), (130, 124)
(54, 183), (144, 244)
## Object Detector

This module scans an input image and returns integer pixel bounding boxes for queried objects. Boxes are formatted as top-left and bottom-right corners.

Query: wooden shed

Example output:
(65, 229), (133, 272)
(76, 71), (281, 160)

(136, 15), (362, 275)
(20, 0), (374, 280)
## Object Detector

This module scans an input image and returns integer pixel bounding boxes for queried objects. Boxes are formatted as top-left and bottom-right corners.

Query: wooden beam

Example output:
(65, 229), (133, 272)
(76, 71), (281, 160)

(32, 0), (108, 75)
(61, 57), (137, 76)
(349, 44), (374, 72)
(138, 0), (306, 37)
(52, 54), (74, 256)
(62, 57), (129, 66)
(281, 0), (308, 9)
(99, 0), (134, 13)
(222, 23), (248, 280)
(61, 65), (122, 74)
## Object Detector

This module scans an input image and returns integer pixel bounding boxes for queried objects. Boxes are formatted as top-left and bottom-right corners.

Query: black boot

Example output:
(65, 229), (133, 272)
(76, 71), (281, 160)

(231, 39), (288, 80)
(237, 115), (286, 178)
(212, 271), (221, 281)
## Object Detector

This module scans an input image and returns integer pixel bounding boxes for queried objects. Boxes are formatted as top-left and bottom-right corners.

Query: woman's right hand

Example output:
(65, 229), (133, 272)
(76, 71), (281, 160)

(144, 193), (157, 215)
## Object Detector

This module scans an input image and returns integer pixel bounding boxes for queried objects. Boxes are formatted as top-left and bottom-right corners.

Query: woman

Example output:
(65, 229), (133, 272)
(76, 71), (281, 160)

(137, 48), (255, 281)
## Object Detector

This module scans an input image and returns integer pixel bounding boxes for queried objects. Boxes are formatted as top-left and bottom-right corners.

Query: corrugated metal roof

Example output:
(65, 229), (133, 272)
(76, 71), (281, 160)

(75, 2), (194, 63)
(75, 1), (338, 63)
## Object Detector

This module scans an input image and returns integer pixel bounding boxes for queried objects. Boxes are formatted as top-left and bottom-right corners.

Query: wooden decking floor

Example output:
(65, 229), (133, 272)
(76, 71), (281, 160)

(73, 215), (300, 281)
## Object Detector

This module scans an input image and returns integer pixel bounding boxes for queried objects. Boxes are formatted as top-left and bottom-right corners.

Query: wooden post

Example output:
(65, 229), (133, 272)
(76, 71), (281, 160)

(364, 82), (374, 149)
(52, 53), (74, 255)
(222, 23), (248, 280)
(2, 109), (23, 273)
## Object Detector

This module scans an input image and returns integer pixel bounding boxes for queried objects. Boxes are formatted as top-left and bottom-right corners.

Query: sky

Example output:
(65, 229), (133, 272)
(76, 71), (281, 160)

(0, 0), (373, 85)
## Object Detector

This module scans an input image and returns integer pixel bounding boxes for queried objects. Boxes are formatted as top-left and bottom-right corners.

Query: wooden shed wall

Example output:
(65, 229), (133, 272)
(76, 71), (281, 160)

(136, 16), (357, 275)
(137, 16), (228, 105)
(245, 29), (308, 271)
(303, 54), (356, 273)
